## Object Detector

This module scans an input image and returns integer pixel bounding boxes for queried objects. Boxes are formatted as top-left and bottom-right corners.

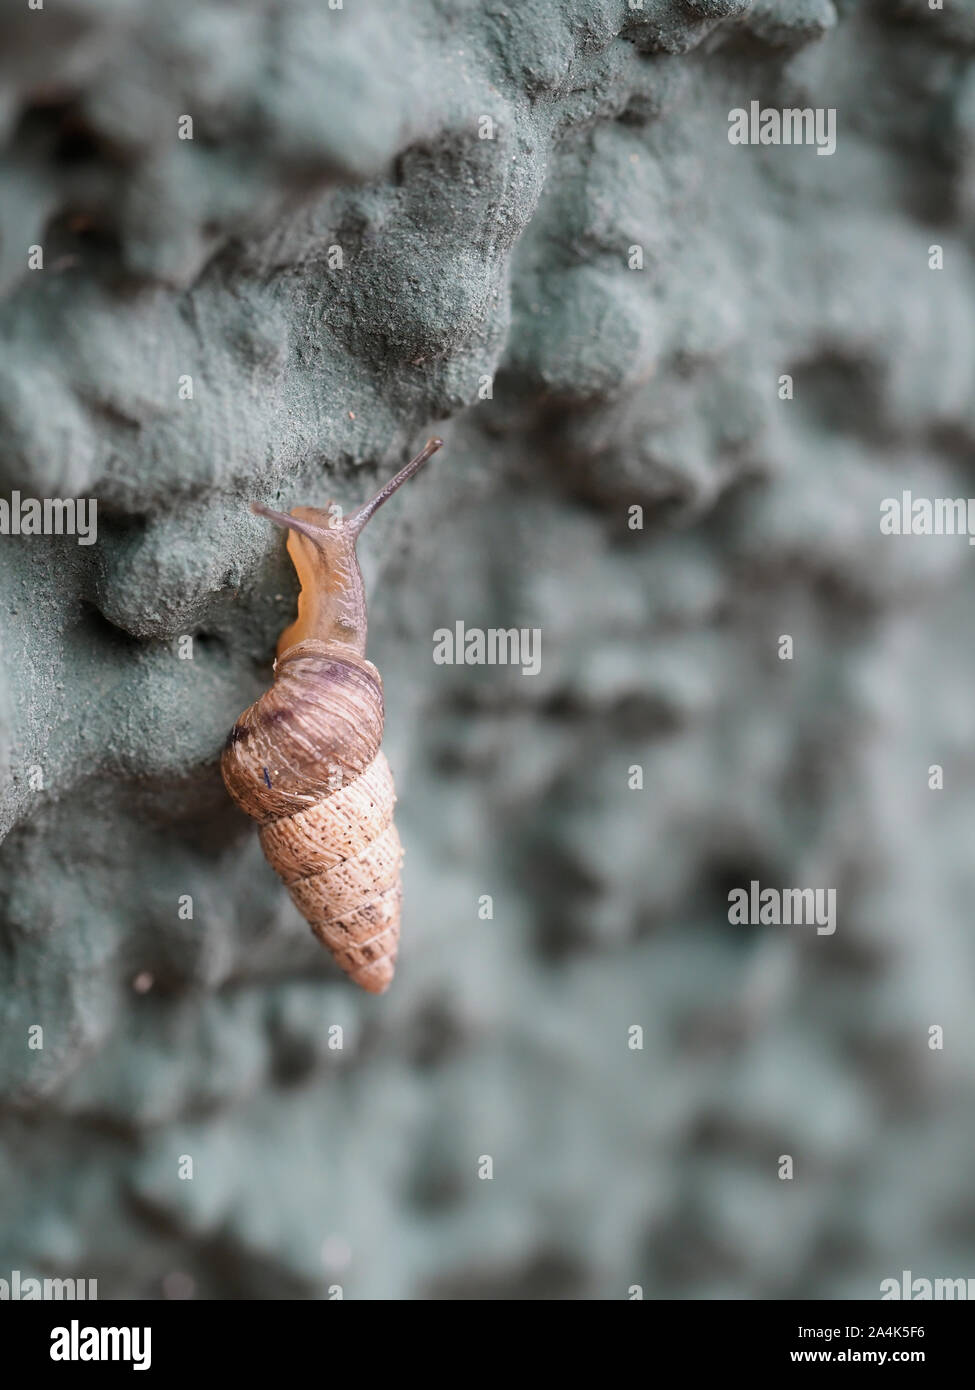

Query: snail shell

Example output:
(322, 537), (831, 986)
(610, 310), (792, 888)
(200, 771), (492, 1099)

(222, 438), (442, 994)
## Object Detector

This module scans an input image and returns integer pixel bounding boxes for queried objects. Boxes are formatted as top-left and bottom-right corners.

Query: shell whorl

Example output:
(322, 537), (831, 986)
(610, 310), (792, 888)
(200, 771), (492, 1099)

(221, 638), (402, 993)
(222, 639), (384, 823)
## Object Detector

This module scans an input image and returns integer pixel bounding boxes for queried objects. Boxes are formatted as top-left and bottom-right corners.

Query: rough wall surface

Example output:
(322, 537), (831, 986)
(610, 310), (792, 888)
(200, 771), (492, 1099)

(1, 0), (974, 1298)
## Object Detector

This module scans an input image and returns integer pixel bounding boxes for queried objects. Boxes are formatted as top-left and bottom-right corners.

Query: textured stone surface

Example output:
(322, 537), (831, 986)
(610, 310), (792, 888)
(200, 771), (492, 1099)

(2, 0), (974, 1299)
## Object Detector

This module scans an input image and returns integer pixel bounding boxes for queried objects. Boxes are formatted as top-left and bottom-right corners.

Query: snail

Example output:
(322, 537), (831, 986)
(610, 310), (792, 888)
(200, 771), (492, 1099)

(222, 437), (443, 994)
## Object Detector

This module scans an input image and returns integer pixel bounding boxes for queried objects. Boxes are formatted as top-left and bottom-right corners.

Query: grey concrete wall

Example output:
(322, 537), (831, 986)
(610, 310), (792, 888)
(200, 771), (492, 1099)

(1, 0), (974, 1299)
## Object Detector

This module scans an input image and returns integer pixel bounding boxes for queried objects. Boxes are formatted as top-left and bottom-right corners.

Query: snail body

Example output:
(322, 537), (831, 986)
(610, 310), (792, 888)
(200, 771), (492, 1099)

(222, 438), (442, 994)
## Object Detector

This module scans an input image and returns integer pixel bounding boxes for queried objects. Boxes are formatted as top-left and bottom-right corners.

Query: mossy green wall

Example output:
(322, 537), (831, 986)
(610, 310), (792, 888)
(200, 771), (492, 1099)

(1, 0), (973, 1298)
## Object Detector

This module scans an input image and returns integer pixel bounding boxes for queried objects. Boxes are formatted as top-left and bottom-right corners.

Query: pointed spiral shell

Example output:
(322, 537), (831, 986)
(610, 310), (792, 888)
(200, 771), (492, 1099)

(221, 639), (403, 994)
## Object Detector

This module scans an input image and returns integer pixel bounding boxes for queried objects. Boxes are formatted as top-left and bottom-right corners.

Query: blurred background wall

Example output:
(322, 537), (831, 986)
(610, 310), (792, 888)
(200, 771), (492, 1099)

(1, 0), (974, 1299)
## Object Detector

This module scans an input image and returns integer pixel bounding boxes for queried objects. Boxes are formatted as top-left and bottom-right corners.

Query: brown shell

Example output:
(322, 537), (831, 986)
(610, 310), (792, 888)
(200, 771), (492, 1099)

(221, 638), (402, 993)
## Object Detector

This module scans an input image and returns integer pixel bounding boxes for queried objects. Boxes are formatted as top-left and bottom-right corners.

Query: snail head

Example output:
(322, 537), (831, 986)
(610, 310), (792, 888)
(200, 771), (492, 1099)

(252, 437), (443, 658)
